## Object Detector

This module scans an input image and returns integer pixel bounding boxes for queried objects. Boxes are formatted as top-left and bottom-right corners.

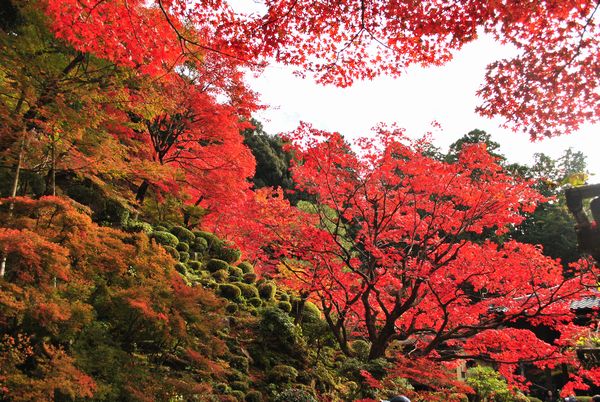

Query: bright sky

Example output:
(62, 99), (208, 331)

(245, 34), (600, 181)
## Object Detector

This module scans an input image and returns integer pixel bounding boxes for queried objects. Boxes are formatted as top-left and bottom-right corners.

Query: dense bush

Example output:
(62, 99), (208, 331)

(248, 297), (263, 308)
(216, 244), (242, 264)
(234, 282), (260, 299)
(278, 301), (292, 313)
(179, 251), (189, 263)
(163, 246), (180, 260)
(230, 356), (250, 374)
(150, 231), (179, 247)
(219, 284), (242, 302)
(176, 242), (190, 252)
(192, 236), (208, 252)
(229, 265), (244, 279)
(170, 226), (195, 243)
(212, 269), (229, 283)
(258, 282), (277, 300)
(273, 388), (317, 402)
(268, 364), (299, 383)
(188, 261), (202, 271)
(125, 220), (153, 233)
(226, 303), (239, 314)
(278, 293), (289, 301)
(174, 263), (187, 275)
(243, 273), (257, 283)
(245, 391), (263, 402)
(350, 339), (370, 360)
(231, 390), (245, 400)
(207, 259), (230, 272)
(238, 261), (254, 274)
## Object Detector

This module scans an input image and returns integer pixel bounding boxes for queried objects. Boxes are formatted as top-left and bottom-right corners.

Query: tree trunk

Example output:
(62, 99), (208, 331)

(44, 140), (56, 196)
(136, 179), (149, 204)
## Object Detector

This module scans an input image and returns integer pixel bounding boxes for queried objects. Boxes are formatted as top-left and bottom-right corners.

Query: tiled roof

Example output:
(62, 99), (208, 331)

(571, 297), (600, 310)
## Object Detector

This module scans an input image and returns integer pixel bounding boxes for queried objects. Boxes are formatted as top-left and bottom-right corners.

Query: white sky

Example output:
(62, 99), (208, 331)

(245, 34), (600, 180)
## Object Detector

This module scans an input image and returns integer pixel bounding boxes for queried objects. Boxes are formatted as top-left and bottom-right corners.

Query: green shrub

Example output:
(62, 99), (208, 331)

(154, 225), (167, 232)
(258, 282), (276, 300)
(170, 226), (195, 243)
(216, 245), (241, 264)
(302, 301), (321, 321)
(214, 383), (231, 394)
(268, 364), (298, 383)
(230, 356), (249, 374)
(174, 263), (187, 275)
(278, 301), (292, 313)
(273, 388), (316, 402)
(231, 381), (249, 392)
(163, 246), (180, 260)
(231, 390), (245, 400)
(150, 231), (179, 247)
(207, 259), (230, 273)
(219, 284), (242, 302)
(125, 220), (153, 234)
(212, 269), (229, 283)
(229, 265), (244, 279)
(233, 282), (259, 299)
(191, 236), (208, 252)
(226, 303), (239, 314)
(188, 261), (202, 272)
(278, 293), (289, 301)
(176, 242), (190, 252)
(350, 339), (370, 360)
(238, 261), (254, 274)
(179, 251), (189, 263)
(242, 273), (257, 283)
(245, 391), (262, 402)
(248, 297), (263, 308)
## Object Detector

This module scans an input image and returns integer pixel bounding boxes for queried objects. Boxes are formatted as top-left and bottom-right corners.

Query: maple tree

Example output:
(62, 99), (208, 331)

(220, 124), (600, 393)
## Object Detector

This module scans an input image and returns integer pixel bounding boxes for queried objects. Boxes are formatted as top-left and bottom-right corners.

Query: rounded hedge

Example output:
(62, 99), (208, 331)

(150, 231), (179, 247)
(231, 381), (249, 392)
(233, 282), (259, 299)
(248, 297), (263, 308)
(170, 226), (195, 243)
(278, 293), (289, 302)
(176, 242), (190, 252)
(258, 282), (277, 300)
(125, 220), (153, 234)
(163, 246), (180, 260)
(231, 390), (245, 400)
(225, 303), (239, 314)
(207, 258), (230, 273)
(273, 388), (316, 402)
(219, 284), (242, 302)
(154, 225), (167, 232)
(242, 273), (257, 284)
(245, 391), (262, 402)
(179, 251), (189, 263)
(268, 364), (298, 383)
(192, 237), (208, 252)
(174, 263), (188, 275)
(278, 301), (292, 313)
(216, 245), (241, 264)
(238, 261), (254, 274)
(229, 356), (249, 374)
(188, 261), (202, 272)
(212, 269), (229, 283)
(302, 301), (322, 321)
(229, 265), (244, 279)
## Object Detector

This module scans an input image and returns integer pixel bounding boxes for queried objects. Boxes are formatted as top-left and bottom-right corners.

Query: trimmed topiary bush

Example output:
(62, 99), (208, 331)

(231, 390), (245, 400)
(214, 383), (231, 394)
(278, 301), (292, 313)
(216, 244), (241, 264)
(229, 265), (244, 279)
(170, 226), (195, 243)
(154, 225), (167, 232)
(273, 388), (316, 402)
(248, 297), (263, 308)
(125, 220), (153, 234)
(302, 301), (321, 321)
(231, 381), (249, 392)
(176, 242), (190, 252)
(212, 269), (229, 283)
(234, 282), (259, 299)
(242, 273), (257, 284)
(150, 231), (179, 247)
(245, 391), (262, 402)
(191, 236), (208, 253)
(258, 282), (276, 300)
(219, 284), (242, 302)
(163, 246), (180, 260)
(188, 261), (202, 272)
(278, 293), (289, 301)
(207, 258), (229, 273)
(226, 303), (239, 314)
(238, 261), (254, 274)
(179, 251), (189, 263)
(230, 356), (249, 374)
(350, 339), (370, 360)
(174, 263), (187, 275)
(268, 364), (298, 383)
